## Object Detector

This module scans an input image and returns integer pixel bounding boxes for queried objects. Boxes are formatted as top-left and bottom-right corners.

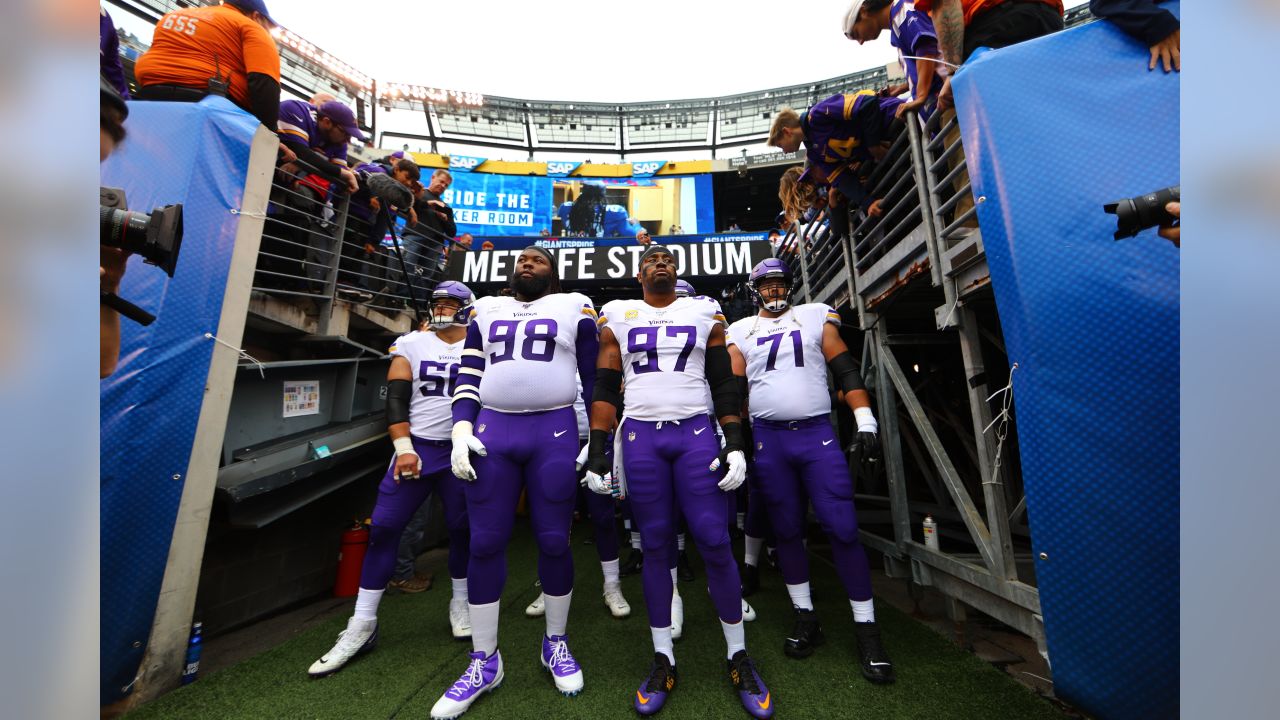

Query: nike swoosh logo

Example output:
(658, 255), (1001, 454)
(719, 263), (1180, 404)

(758, 693), (771, 710)
(694, 428), (707, 435)
(869, 661), (892, 666)
(636, 691), (650, 705)
(554, 430), (567, 437)
(822, 440), (834, 446)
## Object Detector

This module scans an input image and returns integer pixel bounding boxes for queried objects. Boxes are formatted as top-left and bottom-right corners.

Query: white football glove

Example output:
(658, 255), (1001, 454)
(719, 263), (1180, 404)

(574, 442), (591, 471)
(710, 450), (747, 492)
(450, 421), (488, 481)
(582, 468), (614, 496)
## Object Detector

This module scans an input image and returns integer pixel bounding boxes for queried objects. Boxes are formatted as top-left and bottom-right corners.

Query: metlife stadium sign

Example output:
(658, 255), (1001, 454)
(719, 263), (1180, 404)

(446, 238), (772, 285)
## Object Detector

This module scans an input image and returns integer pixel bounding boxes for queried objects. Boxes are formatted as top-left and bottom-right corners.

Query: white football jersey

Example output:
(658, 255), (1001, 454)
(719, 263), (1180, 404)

(470, 292), (597, 413)
(726, 303), (840, 421)
(389, 330), (465, 440)
(601, 295), (727, 422)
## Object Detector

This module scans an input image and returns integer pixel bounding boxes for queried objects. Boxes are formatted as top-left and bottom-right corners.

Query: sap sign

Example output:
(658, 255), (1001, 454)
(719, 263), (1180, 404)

(546, 161), (581, 177)
(449, 155), (487, 172)
(630, 160), (666, 178)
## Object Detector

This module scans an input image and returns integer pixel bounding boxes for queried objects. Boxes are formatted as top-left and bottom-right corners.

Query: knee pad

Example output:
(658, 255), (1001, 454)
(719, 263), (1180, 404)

(535, 530), (571, 558)
(469, 528), (509, 560)
(638, 523), (674, 554)
(823, 515), (860, 546)
(367, 523), (402, 551)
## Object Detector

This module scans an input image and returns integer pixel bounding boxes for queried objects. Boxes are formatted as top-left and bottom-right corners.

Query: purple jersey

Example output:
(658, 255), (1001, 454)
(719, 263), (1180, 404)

(799, 92), (902, 189)
(100, 8), (129, 99)
(890, 1), (945, 109)
(278, 99), (349, 165)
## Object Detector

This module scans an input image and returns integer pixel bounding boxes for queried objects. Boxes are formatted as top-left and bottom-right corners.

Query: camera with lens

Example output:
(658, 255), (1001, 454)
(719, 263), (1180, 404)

(1104, 185), (1179, 240)
(100, 187), (185, 325)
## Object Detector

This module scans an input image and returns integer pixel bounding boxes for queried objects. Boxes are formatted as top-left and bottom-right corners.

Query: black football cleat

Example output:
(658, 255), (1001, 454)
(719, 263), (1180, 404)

(740, 563), (760, 597)
(620, 548), (644, 577)
(854, 621), (896, 684)
(676, 550), (695, 582)
(783, 608), (825, 659)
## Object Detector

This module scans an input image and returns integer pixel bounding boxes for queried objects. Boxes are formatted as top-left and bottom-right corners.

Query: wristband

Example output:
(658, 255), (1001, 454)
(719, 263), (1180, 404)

(392, 436), (416, 456)
(853, 406), (878, 433)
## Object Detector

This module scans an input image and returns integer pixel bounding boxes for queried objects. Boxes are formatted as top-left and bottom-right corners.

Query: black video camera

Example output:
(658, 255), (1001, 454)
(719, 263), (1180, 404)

(1104, 185), (1179, 240)
(100, 187), (185, 325)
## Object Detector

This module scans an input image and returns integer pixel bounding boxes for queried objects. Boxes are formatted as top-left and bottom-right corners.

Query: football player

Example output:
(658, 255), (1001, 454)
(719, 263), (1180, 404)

(308, 281), (475, 678)
(429, 247), (599, 720)
(725, 258), (894, 684)
(586, 246), (773, 718)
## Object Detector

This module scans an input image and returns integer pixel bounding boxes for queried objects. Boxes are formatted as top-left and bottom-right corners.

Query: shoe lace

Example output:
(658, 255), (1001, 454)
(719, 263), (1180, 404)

(732, 655), (763, 695)
(334, 628), (365, 654)
(547, 638), (577, 672)
(645, 659), (671, 693)
(446, 656), (486, 698)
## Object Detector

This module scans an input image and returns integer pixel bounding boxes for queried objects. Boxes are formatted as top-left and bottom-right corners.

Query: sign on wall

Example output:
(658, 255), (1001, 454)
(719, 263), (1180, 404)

(441, 173), (554, 237)
(446, 240), (772, 285)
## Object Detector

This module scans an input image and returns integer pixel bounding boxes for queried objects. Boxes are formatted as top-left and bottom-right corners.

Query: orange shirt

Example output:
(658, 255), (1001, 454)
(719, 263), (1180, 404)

(914, 0), (1063, 26)
(134, 4), (280, 108)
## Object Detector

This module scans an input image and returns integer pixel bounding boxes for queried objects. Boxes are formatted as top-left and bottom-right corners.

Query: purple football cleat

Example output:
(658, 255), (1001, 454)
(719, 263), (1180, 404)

(430, 649), (503, 720)
(728, 650), (773, 719)
(540, 634), (584, 696)
(634, 652), (677, 715)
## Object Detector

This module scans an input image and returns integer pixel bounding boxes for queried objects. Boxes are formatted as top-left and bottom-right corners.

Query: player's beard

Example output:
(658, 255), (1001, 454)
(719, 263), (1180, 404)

(645, 270), (676, 294)
(510, 272), (550, 298)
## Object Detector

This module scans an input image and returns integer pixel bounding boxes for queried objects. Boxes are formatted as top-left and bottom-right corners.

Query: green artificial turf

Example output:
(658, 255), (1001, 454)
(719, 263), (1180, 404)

(125, 520), (1063, 720)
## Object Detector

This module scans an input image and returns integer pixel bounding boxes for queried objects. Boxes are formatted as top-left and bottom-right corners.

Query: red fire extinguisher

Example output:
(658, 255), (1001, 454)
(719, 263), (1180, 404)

(333, 521), (369, 598)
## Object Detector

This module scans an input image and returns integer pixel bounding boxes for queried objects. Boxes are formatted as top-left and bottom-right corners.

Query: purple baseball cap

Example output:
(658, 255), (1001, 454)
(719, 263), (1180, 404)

(226, 0), (276, 25)
(317, 101), (365, 141)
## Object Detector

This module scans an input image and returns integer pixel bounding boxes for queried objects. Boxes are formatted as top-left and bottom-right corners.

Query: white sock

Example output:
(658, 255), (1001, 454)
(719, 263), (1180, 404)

(851, 598), (876, 623)
(744, 536), (763, 567)
(544, 590), (572, 637)
(353, 587), (384, 621)
(470, 600), (500, 655)
(736, 512), (745, 530)
(677, 533), (686, 551)
(670, 566), (678, 584)
(601, 559), (620, 586)
(651, 626), (675, 665)
(786, 582), (814, 611)
(631, 531), (643, 549)
(721, 619), (746, 660)
(452, 577), (468, 603)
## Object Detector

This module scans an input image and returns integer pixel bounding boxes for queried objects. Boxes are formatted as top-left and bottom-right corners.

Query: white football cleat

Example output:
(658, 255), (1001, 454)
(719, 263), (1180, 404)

(308, 617), (377, 678)
(742, 598), (757, 622)
(525, 592), (546, 617)
(603, 582), (631, 618)
(449, 598), (472, 640)
(671, 588), (684, 640)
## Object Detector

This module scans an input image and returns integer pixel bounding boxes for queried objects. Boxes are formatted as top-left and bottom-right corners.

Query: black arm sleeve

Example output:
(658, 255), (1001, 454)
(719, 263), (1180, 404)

(1089, 0), (1180, 46)
(246, 72), (280, 130)
(386, 378), (412, 426)
(593, 367), (623, 411)
(439, 205), (457, 238)
(828, 351), (867, 393)
(705, 344), (741, 420)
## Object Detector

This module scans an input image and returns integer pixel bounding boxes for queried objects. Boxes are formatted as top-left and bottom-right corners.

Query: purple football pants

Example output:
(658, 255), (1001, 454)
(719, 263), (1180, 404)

(577, 439), (620, 563)
(466, 407), (580, 605)
(362, 438), (469, 590)
(622, 414), (743, 627)
(751, 416), (873, 602)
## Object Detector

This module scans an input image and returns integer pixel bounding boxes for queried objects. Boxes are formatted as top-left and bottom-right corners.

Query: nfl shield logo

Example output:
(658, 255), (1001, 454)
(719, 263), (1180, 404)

(478, 424), (486, 433)
(757, 441), (763, 451)
(628, 431), (636, 442)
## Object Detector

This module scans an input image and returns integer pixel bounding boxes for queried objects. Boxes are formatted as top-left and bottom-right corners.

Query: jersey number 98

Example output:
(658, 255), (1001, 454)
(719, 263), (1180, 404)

(487, 319), (558, 363)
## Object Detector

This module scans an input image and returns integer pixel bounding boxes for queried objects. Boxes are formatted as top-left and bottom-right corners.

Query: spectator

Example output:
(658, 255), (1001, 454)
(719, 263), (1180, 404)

(278, 99), (363, 193)
(844, 1), (947, 121)
(768, 92), (903, 219)
(1089, 0), (1179, 72)
(309, 92), (338, 106)
(635, 228), (652, 245)
(415, 169), (457, 241)
(481, 240), (495, 250)
(726, 221), (742, 232)
(767, 228), (784, 256)
(133, 0), (281, 129)
(454, 233), (475, 251)
(540, 228), (551, 237)
(672, 224), (684, 234)
(914, 0), (1064, 109)
(342, 158), (421, 301)
(100, 7), (129, 99)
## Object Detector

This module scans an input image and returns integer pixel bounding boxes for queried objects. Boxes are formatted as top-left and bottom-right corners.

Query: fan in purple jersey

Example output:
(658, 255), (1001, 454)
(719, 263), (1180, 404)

(726, 259), (894, 686)
(585, 245), (773, 718)
(432, 246), (600, 719)
(308, 281), (476, 679)
(766, 91), (904, 219)
(843, 0), (947, 122)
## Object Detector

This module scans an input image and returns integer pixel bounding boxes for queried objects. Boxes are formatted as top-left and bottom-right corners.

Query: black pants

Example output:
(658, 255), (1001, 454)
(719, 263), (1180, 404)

(964, 1), (1064, 62)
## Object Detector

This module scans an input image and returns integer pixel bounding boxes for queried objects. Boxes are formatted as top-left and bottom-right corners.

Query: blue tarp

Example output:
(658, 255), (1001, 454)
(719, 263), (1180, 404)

(954, 4), (1179, 718)
(99, 97), (259, 703)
